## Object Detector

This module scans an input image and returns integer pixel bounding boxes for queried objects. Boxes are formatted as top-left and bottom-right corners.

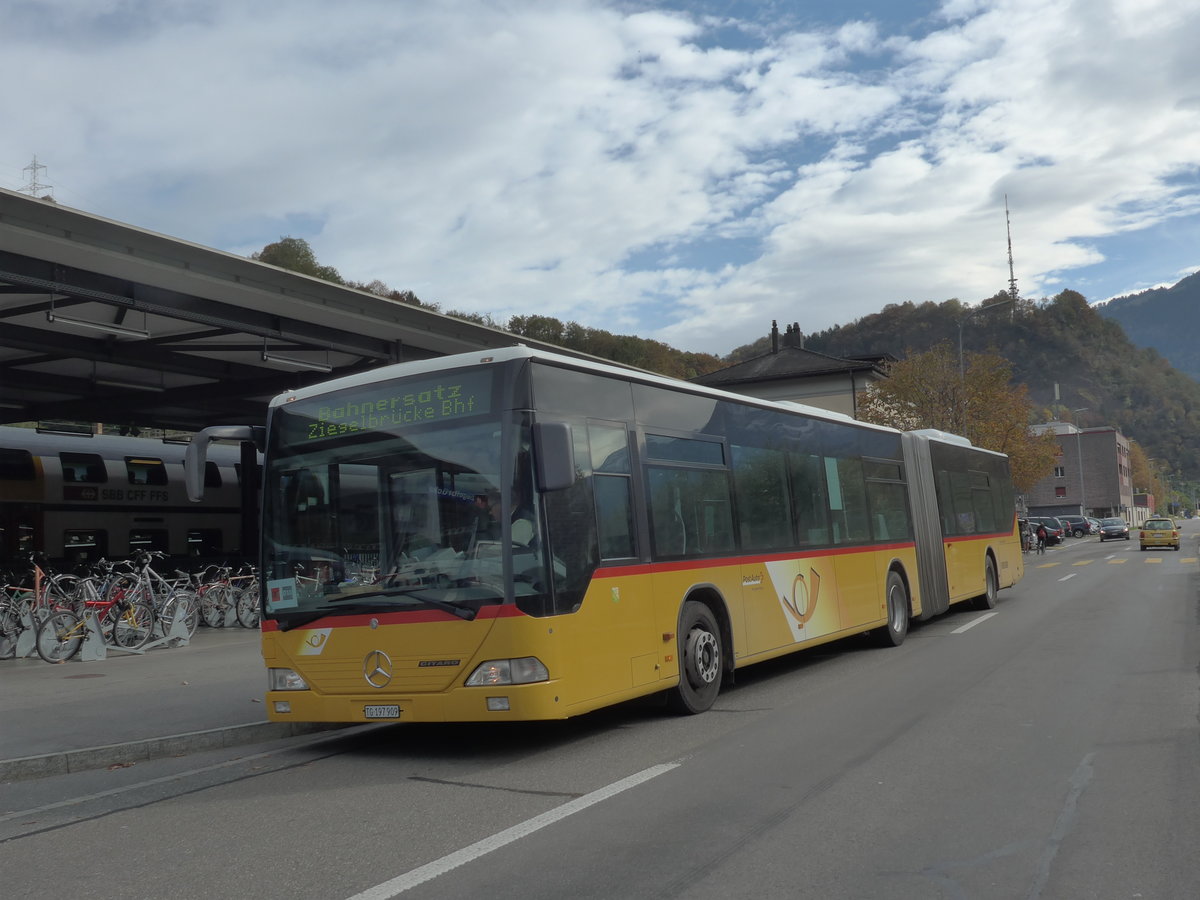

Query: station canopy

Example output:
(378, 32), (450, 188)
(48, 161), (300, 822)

(0, 187), (580, 433)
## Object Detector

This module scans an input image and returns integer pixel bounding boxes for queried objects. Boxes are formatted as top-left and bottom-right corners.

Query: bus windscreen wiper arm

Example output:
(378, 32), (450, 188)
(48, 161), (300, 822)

(328, 589), (478, 621)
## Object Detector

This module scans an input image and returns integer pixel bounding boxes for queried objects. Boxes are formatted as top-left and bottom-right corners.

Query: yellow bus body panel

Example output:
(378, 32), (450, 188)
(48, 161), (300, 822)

(263, 543), (922, 724)
(943, 522), (1024, 606)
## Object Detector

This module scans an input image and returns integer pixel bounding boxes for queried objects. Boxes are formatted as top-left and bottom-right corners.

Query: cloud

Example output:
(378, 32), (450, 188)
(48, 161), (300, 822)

(2, 0), (1198, 356)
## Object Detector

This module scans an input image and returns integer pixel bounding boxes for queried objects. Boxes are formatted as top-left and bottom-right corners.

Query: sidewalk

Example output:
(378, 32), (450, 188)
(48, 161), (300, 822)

(0, 626), (336, 782)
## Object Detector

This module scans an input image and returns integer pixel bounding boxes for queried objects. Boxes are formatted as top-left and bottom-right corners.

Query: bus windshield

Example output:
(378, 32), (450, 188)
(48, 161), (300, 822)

(261, 370), (551, 627)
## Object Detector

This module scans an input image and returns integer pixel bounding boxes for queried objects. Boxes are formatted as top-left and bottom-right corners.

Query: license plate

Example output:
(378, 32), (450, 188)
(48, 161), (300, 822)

(364, 705), (401, 719)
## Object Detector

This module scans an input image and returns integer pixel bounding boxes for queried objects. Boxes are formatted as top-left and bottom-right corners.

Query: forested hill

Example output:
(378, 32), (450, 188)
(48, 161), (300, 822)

(791, 290), (1200, 478)
(1097, 270), (1200, 381)
(254, 237), (1199, 476)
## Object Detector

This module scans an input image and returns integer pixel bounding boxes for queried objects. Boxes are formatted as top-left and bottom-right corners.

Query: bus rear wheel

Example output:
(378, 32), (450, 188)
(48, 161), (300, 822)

(875, 571), (909, 647)
(667, 601), (723, 715)
(974, 557), (998, 611)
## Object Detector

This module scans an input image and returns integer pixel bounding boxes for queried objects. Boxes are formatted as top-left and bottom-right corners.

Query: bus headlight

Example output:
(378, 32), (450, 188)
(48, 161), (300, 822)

(268, 668), (309, 691)
(465, 657), (549, 686)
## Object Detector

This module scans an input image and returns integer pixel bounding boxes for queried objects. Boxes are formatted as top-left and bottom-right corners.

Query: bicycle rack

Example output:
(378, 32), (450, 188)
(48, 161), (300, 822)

(14, 607), (38, 659)
(79, 607), (191, 661)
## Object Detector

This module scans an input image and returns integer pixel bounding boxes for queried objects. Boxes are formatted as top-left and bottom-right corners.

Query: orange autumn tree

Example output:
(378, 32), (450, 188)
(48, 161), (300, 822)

(858, 341), (1057, 492)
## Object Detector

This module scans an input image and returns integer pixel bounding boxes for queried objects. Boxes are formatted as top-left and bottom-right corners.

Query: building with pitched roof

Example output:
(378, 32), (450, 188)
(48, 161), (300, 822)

(690, 320), (893, 418)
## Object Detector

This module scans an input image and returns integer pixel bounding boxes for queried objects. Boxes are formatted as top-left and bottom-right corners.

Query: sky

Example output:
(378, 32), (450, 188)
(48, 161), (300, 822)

(3, 0), (1199, 357)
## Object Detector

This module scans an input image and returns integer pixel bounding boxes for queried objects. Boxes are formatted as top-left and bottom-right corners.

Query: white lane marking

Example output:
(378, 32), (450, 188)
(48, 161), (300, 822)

(952, 612), (998, 633)
(345, 762), (682, 899)
(1058, 572), (1077, 581)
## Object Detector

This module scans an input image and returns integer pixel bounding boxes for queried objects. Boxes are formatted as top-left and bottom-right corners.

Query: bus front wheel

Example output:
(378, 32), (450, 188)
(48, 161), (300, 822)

(875, 571), (909, 647)
(667, 601), (723, 715)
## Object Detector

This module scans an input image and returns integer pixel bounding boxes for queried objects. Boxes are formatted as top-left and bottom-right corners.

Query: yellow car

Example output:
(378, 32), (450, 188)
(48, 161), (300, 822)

(1139, 518), (1180, 551)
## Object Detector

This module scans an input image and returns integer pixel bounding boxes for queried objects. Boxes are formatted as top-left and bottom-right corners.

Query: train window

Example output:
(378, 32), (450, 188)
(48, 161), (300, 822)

(64, 529), (108, 564)
(187, 529), (223, 556)
(125, 457), (168, 486)
(0, 448), (35, 480)
(129, 529), (169, 552)
(60, 452), (107, 483)
(0, 522), (35, 560)
(204, 462), (222, 488)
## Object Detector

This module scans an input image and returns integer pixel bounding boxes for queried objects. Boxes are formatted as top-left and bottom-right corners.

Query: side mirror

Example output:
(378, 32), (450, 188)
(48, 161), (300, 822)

(532, 422), (575, 491)
(184, 425), (265, 501)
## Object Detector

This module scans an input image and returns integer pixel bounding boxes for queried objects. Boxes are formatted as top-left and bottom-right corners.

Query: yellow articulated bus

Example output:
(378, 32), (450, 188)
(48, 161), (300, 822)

(185, 346), (1022, 722)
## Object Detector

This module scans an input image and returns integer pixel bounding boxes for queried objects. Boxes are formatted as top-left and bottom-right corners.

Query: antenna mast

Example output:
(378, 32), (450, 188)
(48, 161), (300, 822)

(1005, 194), (1018, 302)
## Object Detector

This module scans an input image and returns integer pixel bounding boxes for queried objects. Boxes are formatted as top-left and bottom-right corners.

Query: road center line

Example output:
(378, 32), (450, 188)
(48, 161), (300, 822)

(952, 612), (998, 633)
(345, 762), (682, 899)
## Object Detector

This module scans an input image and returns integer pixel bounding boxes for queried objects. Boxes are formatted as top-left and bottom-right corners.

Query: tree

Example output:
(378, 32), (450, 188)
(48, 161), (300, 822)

(858, 342), (1058, 492)
(346, 279), (427, 307)
(252, 236), (344, 284)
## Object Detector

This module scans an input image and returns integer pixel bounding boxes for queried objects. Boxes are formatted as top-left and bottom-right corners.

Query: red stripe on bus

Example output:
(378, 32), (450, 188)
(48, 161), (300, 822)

(593, 541), (918, 579)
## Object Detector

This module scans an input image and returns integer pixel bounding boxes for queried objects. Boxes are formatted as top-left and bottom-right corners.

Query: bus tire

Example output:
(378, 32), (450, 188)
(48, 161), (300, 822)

(875, 571), (909, 647)
(974, 557), (998, 610)
(667, 601), (723, 715)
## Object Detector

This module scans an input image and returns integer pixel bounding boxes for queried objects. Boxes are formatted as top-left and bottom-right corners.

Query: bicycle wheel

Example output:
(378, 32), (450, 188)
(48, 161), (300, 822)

(36, 610), (85, 663)
(103, 573), (138, 605)
(159, 590), (199, 642)
(199, 585), (232, 628)
(109, 601), (155, 649)
(0, 600), (20, 659)
(235, 585), (261, 629)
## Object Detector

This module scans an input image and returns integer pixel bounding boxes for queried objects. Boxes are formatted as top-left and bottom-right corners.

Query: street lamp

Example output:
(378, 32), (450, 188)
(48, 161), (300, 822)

(1073, 407), (1087, 515)
(1148, 459), (1161, 516)
(958, 296), (1016, 379)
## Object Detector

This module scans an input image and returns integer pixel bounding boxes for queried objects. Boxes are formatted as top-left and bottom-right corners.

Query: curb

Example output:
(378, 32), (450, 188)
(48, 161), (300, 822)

(0, 720), (348, 784)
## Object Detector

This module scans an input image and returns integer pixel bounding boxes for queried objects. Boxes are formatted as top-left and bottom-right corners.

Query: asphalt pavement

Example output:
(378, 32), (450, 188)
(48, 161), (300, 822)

(0, 531), (1123, 785)
(0, 624), (337, 783)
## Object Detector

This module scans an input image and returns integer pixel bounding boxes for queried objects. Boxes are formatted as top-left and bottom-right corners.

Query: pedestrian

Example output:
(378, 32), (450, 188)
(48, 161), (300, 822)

(1035, 522), (1047, 554)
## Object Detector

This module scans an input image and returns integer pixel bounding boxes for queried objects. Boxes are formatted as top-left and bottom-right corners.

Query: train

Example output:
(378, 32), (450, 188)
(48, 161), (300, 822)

(0, 425), (254, 568)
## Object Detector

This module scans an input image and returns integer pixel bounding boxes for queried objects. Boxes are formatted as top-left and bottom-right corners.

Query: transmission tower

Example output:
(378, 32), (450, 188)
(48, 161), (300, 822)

(1005, 194), (1018, 302)
(18, 155), (53, 199)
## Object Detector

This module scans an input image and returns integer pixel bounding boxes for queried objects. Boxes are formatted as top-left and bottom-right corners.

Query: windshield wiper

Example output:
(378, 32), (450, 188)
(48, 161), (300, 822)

(275, 589), (479, 630)
(330, 587), (479, 621)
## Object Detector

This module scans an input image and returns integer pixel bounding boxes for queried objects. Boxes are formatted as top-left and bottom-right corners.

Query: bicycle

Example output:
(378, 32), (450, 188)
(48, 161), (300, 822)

(231, 566), (260, 629)
(118, 550), (200, 644)
(193, 563), (237, 628)
(34, 572), (155, 662)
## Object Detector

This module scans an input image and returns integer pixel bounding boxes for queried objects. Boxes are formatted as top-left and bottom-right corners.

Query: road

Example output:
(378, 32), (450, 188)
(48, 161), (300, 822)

(3, 524), (1198, 899)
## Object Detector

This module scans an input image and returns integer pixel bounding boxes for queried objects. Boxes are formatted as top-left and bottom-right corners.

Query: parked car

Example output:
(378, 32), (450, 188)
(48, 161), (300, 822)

(1058, 515), (1094, 538)
(1029, 516), (1065, 545)
(1086, 517), (1102, 534)
(1139, 517), (1180, 551)
(1098, 517), (1130, 541)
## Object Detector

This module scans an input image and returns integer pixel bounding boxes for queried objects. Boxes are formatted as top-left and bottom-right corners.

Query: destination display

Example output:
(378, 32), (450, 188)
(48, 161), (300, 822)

(282, 369), (494, 444)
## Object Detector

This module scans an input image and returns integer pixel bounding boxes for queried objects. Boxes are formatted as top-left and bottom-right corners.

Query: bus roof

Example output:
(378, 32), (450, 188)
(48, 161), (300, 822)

(267, 345), (903, 436)
(906, 428), (1006, 458)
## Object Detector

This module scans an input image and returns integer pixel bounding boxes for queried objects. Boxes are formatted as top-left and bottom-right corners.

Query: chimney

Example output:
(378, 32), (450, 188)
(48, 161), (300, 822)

(793, 322), (803, 349)
(771, 320), (779, 354)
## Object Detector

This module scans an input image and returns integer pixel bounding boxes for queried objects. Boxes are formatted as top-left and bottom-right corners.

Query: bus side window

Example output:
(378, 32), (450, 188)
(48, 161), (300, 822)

(589, 422), (634, 561)
(789, 452), (829, 546)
